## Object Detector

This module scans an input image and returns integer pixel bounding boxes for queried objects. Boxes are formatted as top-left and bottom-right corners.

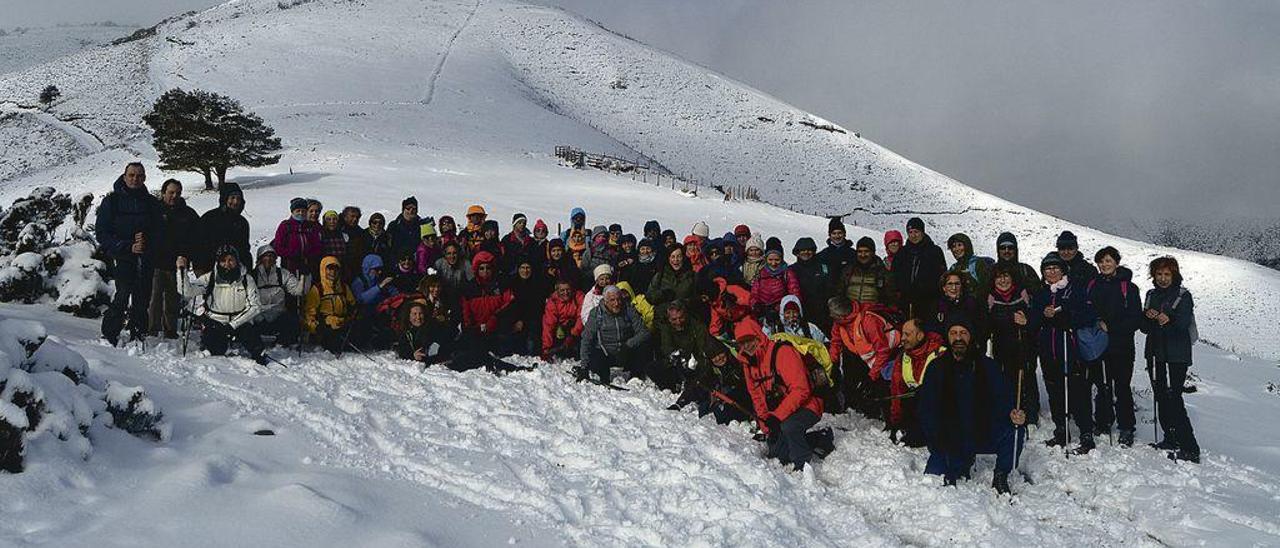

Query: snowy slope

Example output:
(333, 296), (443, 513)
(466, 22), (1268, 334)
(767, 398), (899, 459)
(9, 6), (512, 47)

(0, 0), (1276, 360)
(0, 25), (137, 75)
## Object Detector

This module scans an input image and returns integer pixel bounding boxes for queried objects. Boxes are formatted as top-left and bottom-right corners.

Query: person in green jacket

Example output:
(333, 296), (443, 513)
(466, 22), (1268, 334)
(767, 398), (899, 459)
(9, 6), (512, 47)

(946, 233), (994, 298)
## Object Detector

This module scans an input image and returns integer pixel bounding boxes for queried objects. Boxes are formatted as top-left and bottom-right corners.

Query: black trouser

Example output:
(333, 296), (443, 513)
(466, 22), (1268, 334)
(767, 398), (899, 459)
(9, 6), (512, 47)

(1041, 348), (1092, 439)
(452, 329), (522, 373)
(834, 352), (884, 419)
(994, 341), (1041, 426)
(1150, 361), (1199, 453)
(1093, 341), (1136, 433)
(313, 323), (346, 354)
(766, 408), (820, 469)
(201, 320), (264, 358)
(583, 341), (652, 383)
(103, 257), (153, 341)
(148, 268), (180, 337)
(256, 311), (301, 347)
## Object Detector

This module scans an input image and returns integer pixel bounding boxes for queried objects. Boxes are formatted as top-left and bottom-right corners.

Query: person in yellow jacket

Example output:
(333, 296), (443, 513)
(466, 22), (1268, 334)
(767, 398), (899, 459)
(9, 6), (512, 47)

(304, 255), (356, 354)
(614, 281), (654, 329)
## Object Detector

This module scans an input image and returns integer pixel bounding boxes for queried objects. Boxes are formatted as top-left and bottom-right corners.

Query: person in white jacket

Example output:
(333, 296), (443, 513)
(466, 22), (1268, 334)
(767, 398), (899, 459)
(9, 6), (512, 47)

(580, 264), (613, 327)
(176, 245), (267, 364)
(764, 294), (828, 345)
(251, 244), (305, 347)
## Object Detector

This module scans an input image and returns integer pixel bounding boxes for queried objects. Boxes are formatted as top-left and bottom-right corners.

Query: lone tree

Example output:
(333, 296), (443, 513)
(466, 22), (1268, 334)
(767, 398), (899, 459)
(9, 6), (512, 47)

(143, 88), (282, 190)
(38, 85), (61, 106)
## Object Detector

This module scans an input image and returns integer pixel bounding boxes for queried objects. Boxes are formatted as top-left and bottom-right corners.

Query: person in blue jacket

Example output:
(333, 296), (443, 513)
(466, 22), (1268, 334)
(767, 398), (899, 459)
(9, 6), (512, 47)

(1141, 256), (1201, 463)
(1086, 246), (1143, 447)
(96, 162), (162, 346)
(918, 318), (1026, 494)
(350, 254), (398, 349)
(1028, 251), (1101, 454)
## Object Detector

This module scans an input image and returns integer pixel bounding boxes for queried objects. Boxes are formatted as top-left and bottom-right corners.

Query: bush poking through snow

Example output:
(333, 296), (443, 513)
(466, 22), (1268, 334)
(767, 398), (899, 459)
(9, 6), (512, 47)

(104, 382), (166, 441)
(0, 188), (109, 317)
(0, 313), (166, 473)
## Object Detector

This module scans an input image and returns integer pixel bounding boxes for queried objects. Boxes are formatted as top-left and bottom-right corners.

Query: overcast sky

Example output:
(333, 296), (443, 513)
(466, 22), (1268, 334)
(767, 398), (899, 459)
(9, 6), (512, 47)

(9, 0), (1279, 229)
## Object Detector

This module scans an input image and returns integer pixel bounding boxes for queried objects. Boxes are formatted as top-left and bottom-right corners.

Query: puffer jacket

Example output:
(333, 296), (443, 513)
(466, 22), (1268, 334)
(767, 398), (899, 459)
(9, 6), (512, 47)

(580, 301), (650, 362)
(303, 256), (356, 332)
(829, 304), (899, 379)
(179, 264), (260, 329)
(96, 175), (162, 260)
(461, 251), (513, 333)
(750, 263), (801, 314)
(838, 256), (896, 306)
(196, 183), (251, 274)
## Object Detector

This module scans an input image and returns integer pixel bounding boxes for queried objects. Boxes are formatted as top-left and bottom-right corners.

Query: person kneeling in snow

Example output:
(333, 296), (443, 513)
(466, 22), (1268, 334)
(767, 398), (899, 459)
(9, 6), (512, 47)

(578, 285), (650, 384)
(737, 324), (825, 472)
(918, 319), (1025, 494)
(303, 256), (357, 354)
(176, 246), (267, 365)
(251, 245), (305, 347)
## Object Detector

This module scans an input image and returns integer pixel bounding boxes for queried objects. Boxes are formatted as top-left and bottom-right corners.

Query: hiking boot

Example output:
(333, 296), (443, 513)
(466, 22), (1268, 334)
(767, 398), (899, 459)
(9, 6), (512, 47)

(1072, 434), (1096, 455)
(571, 366), (589, 382)
(943, 475), (958, 487)
(254, 354), (271, 366)
(104, 333), (120, 347)
(1094, 424), (1113, 437)
(992, 471), (1011, 495)
(1044, 431), (1067, 447)
(1150, 437), (1179, 451)
(1117, 429), (1135, 447)
(888, 429), (900, 444)
(1169, 449), (1200, 464)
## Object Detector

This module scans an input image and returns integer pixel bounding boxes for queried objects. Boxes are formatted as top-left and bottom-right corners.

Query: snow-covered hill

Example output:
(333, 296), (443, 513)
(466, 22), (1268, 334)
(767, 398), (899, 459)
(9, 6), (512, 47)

(1, 1), (1279, 545)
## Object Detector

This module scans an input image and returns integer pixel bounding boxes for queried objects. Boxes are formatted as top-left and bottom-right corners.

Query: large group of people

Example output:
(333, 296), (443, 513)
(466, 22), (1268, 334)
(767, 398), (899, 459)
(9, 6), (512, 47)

(95, 162), (1203, 493)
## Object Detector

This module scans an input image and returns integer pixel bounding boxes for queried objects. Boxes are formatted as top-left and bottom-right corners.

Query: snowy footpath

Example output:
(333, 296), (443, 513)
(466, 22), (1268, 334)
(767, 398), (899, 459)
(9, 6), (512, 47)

(2, 303), (1278, 547)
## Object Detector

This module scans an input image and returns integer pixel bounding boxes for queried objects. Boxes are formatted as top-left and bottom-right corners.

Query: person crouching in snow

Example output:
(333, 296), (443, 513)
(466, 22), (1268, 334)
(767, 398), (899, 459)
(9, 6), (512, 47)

(918, 319), (1025, 494)
(251, 244), (305, 347)
(736, 324), (824, 472)
(541, 278), (584, 362)
(176, 246), (267, 364)
(578, 285), (650, 384)
(457, 251), (522, 374)
(303, 256), (357, 355)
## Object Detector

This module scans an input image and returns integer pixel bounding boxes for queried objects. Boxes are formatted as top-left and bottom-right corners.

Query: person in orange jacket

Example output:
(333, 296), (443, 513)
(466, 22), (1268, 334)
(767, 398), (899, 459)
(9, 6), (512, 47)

(736, 323), (824, 471)
(698, 276), (753, 339)
(828, 295), (901, 417)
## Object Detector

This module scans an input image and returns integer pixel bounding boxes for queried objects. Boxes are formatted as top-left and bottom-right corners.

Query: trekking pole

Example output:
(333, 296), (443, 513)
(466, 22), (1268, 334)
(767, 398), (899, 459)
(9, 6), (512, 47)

(179, 266), (191, 357)
(1063, 329), (1071, 457)
(1015, 367), (1025, 471)
(296, 271), (308, 357)
(1102, 356), (1113, 447)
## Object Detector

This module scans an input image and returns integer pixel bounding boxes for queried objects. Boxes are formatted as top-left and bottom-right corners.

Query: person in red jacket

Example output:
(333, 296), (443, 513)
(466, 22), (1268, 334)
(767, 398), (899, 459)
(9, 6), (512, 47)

(736, 323), (824, 471)
(698, 276), (753, 339)
(272, 197), (323, 276)
(458, 251), (520, 373)
(828, 296), (901, 417)
(541, 278), (584, 361)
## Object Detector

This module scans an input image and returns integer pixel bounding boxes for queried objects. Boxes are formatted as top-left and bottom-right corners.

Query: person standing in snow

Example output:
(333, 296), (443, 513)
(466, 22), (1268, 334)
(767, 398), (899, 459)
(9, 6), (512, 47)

(560, 207), (589, 242)
(580, 264), (614, 327)
(741, 235), (766, 285)
(149, 178), (198, 339)
(195, 182), (252, 275)
(251, 245), (305, 347)
(946, 233), (994, 299)
(272, 197), (323, 280)
(986, 263), (1039, 426)
(737, 323), (824, 472)
(1141, 256), (1201, 463)
(835, 236), (896, 308)
(893, 217), (947, 322)
(1028, 252), (1100, 454)
(97, 162), (162, 346)
(816, 218), (856, 290)
(827, 295), (899, 417)
(750, 244), (801, 324)
(790, 237), (831, 332)
(387, 197), (430, 262)
(883, 230), (903, 274)
(1055, 230), (1097, 287)
(364, 212), (393, 267)
(1086, 246), (1143, 447)
(994, 232), (1041, 292)
(340, 206), (370, 282)
(918, 319), (1025, 494)
(176, 246), (267, 365)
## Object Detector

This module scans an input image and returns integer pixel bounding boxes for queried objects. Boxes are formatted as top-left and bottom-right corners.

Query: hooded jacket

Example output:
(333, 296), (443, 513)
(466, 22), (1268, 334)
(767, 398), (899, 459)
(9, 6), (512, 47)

(829, 302), (899, 380)
(303, 256), (356, 332)
(460, 251), (514, 333)
(196, 183), (251, 274)
(750, 260), (801, 313)
(560, 207), (588, 242)
(994, 232), (1041, 291)
(179, 256), (260, 330)
(96, 175), (162, 261)
(352, 254), (397, 313)
(893, 233), (947, 312)
(946, 233), (993, 298)
(683, 235), (708, 272)
(763, 295), (827, 345)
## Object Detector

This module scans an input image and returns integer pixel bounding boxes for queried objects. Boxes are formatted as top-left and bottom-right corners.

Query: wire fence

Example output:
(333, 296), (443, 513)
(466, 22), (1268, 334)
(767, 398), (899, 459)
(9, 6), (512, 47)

(554, 145), (761, 203)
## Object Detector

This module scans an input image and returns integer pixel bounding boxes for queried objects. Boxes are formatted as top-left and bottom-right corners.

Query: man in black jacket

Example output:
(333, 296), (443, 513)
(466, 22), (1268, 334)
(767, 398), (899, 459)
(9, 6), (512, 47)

(96, 162), (162, 346)
(815, 218), (856, 291)
(196, 182), (251, 275)
(995, 232), (1041, 292)
(387, 196), (430, 262)
(148, 179), (199, 338)
(1056, 230), (1097, 286)
(894, 217), (947, 320)
(791, 237), (831, 331)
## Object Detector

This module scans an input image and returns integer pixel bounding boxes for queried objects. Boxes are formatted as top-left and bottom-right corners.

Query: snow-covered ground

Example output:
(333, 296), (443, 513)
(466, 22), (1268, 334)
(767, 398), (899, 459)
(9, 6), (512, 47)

(3, 299), (1279, 547)
(0, 25), (137, 76)
(1, 0), (1279, 545)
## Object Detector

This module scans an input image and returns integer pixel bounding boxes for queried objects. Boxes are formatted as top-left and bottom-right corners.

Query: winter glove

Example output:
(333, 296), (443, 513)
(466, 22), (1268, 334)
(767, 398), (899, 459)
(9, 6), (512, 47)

(764, 414), (782, 435)
(324, 315), (342, 330)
